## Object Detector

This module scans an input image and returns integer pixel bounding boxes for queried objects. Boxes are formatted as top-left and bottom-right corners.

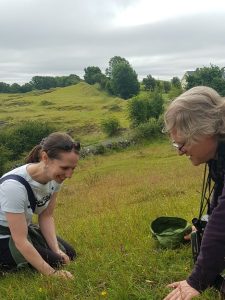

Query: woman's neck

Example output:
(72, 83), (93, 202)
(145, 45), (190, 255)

(26, 163), (49, 184)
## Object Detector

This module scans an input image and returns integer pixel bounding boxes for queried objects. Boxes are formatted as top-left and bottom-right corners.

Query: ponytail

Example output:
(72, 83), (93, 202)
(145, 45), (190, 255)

(25, 145), (42, 163)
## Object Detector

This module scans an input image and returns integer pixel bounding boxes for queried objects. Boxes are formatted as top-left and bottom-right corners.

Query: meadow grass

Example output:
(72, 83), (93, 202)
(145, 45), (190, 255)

(0, 83), (129, 145)
(0, 141), (220, 299)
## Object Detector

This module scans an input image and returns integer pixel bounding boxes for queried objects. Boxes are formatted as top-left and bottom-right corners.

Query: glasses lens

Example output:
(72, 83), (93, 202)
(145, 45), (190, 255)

(172, 142), (179, 149)
(73, 142), (80, 151)
(172, 141), (185, 151)
(59, 141), (81, 152)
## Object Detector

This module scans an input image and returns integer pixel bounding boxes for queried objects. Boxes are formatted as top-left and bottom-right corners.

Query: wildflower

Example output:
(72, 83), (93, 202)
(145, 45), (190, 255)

(38, 288), (43, 293)
(100, 290), (107, 297)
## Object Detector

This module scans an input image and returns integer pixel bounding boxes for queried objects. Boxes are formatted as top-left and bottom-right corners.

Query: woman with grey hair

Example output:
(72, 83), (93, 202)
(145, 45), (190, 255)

(163, 86), (225, 299)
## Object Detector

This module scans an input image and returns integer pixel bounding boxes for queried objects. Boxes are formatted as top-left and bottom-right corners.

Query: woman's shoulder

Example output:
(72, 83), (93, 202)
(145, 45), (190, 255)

(0, 164), (30, 190)
(2, 164), (29, 178)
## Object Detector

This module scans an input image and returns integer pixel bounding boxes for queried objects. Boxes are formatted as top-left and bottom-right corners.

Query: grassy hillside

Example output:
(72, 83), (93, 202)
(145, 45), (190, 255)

(0, 142), (219, 299)
(0, 82), (129, 145)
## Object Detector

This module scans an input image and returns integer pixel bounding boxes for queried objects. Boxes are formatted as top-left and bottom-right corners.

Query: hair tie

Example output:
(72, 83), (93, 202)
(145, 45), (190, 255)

(40, 137), (47, 146)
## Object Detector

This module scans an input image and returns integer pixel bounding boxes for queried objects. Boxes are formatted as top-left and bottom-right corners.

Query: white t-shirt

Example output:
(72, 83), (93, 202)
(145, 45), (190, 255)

(0, 164), (61, 238)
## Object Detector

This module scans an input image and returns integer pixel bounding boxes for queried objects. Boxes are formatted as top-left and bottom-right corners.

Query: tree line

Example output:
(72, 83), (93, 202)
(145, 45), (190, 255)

(0, 74), (81, 93)
(1, 57), (225, 99)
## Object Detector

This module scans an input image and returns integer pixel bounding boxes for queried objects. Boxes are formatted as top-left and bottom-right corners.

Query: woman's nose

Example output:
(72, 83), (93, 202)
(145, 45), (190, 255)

(65, 169), (73, 178)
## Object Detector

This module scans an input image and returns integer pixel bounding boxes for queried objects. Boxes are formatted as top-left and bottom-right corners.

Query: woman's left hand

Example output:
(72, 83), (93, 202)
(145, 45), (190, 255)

(56, 249), (70, 264)
(163, 280), (200, 300)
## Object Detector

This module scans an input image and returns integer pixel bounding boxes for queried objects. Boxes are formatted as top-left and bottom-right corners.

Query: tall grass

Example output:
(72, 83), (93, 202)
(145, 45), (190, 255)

(0, 141), (219, 299)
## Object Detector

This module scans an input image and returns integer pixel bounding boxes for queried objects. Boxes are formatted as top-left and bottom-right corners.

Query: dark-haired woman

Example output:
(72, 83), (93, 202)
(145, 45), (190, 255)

(0, 132), (80, 279)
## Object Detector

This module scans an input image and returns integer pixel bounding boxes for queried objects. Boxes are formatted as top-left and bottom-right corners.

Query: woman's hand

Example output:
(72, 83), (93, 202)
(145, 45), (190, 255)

(51, 270), (74, 279)
(163, 280), (200, 300)
(56, 249), (70, 264)
(184, 226), (197, 241)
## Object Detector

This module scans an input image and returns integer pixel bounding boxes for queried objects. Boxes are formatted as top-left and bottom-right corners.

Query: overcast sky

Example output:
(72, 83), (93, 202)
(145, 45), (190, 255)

(1, 0), (225, 84)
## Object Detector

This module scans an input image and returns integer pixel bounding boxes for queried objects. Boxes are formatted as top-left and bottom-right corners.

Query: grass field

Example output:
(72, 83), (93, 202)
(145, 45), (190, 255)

(0, 141), (220, 299)
(0, 83), (129, 145)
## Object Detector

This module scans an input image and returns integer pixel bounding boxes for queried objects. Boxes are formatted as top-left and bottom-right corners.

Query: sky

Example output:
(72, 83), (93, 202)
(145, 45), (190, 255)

(1, 0), (225, 84)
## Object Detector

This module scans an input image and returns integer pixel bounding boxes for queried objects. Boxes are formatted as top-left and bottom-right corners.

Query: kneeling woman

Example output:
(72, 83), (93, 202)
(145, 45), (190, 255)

(0, 132), (80, 279)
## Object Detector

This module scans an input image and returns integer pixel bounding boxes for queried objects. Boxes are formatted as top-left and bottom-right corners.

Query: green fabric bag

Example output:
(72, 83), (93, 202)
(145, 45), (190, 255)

(150, 216), (192, 249)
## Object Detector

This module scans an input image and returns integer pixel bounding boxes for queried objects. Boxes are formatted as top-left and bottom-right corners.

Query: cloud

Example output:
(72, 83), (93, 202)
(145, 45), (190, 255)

(0, 0), (225, 83)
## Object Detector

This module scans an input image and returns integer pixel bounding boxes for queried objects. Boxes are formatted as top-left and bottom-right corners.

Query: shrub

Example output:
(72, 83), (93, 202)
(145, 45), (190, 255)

(128, 96), (148, 127)
(108, 104), (122, 112)
(40, 100), (53, 106)
(128, 91), (164, 127)
(0, 145), (12, 176)
(101, 118), (121, 137)
(0, 121), (56, 159)
(133, 118), (162, 141)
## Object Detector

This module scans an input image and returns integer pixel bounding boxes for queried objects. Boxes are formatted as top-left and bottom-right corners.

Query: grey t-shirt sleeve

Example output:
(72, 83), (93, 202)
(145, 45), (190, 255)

(0, 180), (28, 213)
(54, 182), (61, 193)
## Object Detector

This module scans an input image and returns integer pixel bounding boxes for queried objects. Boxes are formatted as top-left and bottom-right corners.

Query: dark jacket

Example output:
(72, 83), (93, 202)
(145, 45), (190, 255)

(187, 143), (225, 292)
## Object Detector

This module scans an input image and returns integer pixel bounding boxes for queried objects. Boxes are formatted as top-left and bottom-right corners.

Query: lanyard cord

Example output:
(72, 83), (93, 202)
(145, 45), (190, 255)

(198, 163), (215, 220)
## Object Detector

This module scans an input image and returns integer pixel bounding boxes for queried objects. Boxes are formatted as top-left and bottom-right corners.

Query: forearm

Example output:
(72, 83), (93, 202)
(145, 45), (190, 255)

(188, 195), (225, 291)
(39, 215), (59, 252)
(15, 239), (55, 275)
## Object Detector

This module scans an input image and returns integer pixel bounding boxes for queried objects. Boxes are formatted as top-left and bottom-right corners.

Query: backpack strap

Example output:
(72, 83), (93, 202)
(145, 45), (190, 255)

(0, 174), (37, 213)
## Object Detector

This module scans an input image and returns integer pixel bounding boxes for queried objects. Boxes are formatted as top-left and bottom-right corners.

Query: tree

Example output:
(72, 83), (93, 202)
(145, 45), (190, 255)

(84, 66), (103, 85)
(10, 83), (21, 93)
(163, 81), (171, 93)
(31, 76), (57, 90)
(0, 82), (10, 93)
(105, 56), (130, 78)
(110, 62), (140, 99)
(142, 75), (156, 91)
(20, 83), (33, 93)
(64, 74), (81, 86)
(168, 86), (183, 99)
(171, 77), (181, 89)
(186, 65), (225, 96)
(147, 91), (164, 119)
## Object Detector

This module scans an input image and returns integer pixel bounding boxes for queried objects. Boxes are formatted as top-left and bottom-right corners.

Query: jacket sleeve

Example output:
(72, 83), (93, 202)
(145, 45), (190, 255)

(209, 189), (218, 213)
(187, 184), (225, 292)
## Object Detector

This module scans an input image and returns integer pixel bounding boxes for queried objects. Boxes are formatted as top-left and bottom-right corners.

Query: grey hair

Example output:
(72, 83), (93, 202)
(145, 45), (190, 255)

(164, 86), (225, 142)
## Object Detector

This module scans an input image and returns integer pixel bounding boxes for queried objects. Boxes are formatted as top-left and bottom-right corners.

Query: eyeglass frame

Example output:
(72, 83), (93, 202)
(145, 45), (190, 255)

(60, 141), (81, 152)
(172, 141), (185, 152)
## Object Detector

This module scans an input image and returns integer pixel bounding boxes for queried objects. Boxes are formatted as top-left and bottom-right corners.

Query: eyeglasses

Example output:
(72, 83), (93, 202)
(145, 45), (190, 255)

(172, 141), (185, 152)
(62, 141), (81, 152)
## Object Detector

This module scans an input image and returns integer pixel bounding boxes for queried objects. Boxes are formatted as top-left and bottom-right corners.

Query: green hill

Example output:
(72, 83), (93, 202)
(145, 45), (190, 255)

(0, 82), (129, 145)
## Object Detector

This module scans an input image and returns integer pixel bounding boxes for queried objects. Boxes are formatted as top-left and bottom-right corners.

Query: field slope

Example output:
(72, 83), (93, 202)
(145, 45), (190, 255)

(0, 142), (218, 299)
(0, 82), (129, 145)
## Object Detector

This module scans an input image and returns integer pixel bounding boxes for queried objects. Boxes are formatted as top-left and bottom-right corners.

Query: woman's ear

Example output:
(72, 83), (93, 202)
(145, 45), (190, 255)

(40, 151), (49, 164)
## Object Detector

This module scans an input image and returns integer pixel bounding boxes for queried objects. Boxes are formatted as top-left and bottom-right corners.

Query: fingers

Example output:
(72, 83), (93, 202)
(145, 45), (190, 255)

(57, 250), (70, 264)
(63, 271), (73, 279)
(61, 253), (70, 264)
(184, 226), (197, 241)
(164, 280), (200, 300)
(184, 234), (191, 240)
(53, 270), (74, 279)
(167, 282), (180, 288)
